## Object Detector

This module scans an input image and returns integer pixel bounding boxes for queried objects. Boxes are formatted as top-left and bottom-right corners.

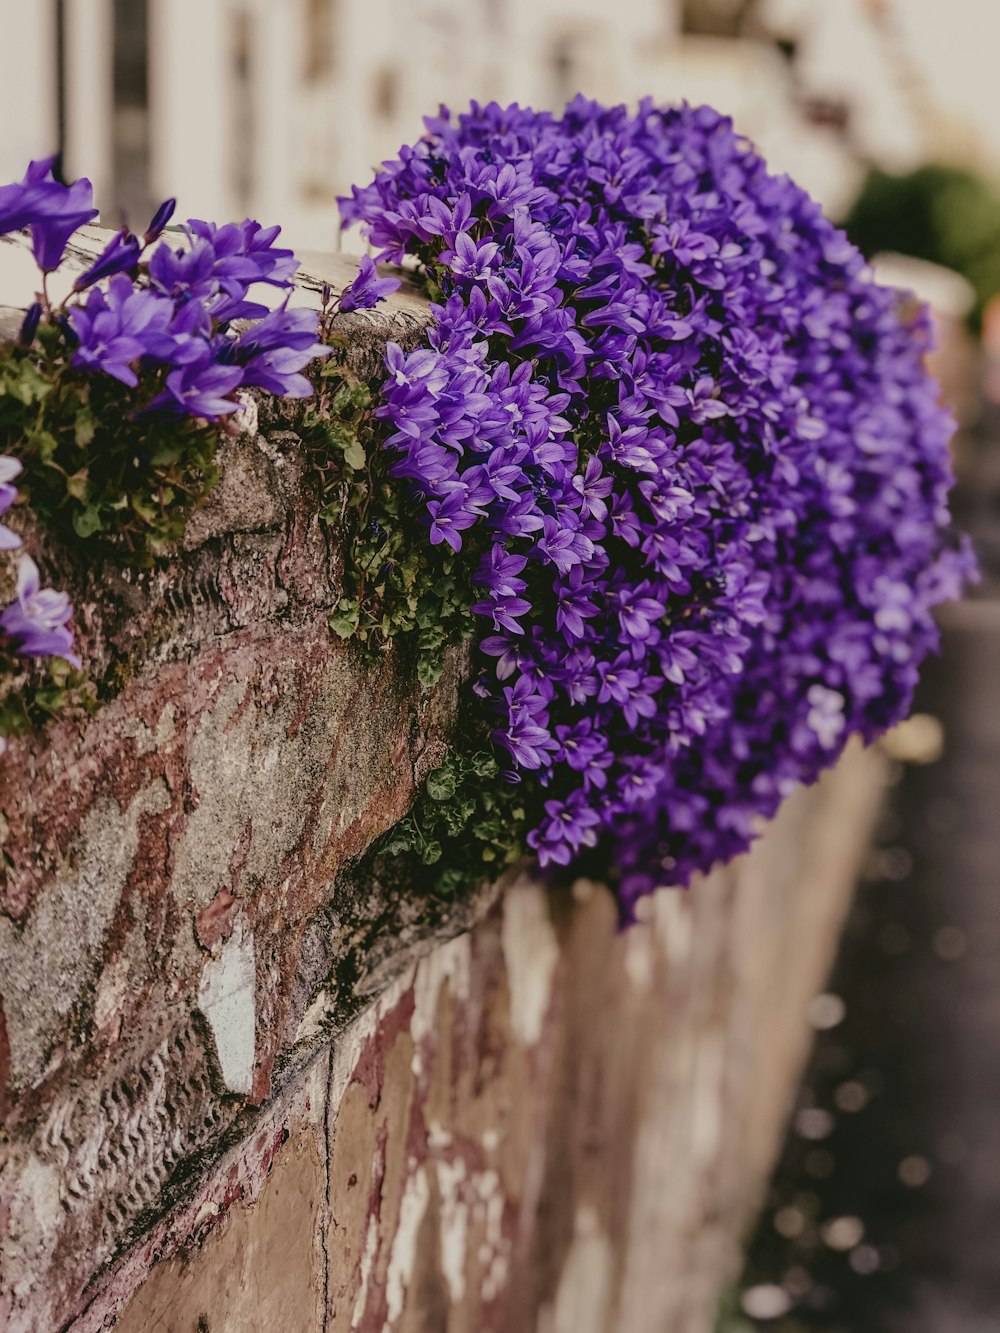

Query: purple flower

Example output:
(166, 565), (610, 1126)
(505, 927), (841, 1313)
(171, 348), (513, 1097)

(339, 255), (401, 312)
(75, 228), (141, 289)
(187, 218), (298, 289)
(67, 274), (174, 385)
(18, 302), (42, 347)
(0, 156), (98, 271)
(147, 358), (244, 419)
(426, 486), (484, 552)
(526, 791), (601, 867)
(144, 196), (176, 243)
(1, 555), (79, 666)
(0, 456), (23, 550)
(235, 302), (328, 396)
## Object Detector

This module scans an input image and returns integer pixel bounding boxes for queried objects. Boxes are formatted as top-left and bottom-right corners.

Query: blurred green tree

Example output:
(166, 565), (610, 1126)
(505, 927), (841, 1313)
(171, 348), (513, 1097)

(846, 164), (1000, 331)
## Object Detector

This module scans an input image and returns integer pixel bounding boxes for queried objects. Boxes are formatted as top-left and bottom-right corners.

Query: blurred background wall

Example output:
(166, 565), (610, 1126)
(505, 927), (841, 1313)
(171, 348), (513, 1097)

(3, 0), (1000, 250)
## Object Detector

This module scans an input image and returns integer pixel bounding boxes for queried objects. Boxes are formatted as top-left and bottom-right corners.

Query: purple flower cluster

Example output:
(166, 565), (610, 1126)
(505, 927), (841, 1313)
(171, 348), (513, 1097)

(0, 160), (330, 421)
(0, 158), (333, 722)
(0, 453), (79, 710)
(65, 216), (327, 417)
(341, 97), (975, 913)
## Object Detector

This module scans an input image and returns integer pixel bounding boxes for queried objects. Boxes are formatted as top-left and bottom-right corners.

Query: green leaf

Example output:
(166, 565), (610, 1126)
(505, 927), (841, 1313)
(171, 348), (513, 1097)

(73, 409), (96, 448)
(383, 830), (414, 856)
(72, 504), (104, 538)
(343, 437), (366, 471)
(420, 840), (443, 866)
(426, 767), (457, 802)
(65, 469), (90, 501)
(470, 752), (498, 779)
(329, 602), (360, 642)
(417, 655), (444, 689)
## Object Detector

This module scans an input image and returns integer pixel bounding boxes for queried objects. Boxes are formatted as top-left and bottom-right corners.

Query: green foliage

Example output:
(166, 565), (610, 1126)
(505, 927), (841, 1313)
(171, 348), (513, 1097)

(845, 163), (1000, 330)
(300, 340), (479, 690)
(0, 650), (96, 747)
(297, 332), (525, 897)
(376, 747), (531, 896)
(0, 338), (221, 564)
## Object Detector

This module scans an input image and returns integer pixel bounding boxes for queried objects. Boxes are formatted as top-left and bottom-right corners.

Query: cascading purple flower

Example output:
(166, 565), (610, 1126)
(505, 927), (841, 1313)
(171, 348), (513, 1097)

(0, 555), (79, 667)
(235, 303), (330, 397)
(340, 96), (976, 914)
(146, 358), (245, 419)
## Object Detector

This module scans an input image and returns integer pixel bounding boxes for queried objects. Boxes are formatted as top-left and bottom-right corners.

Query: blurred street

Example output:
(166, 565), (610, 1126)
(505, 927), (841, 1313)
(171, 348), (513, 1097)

(736, 416), (1000, 1331)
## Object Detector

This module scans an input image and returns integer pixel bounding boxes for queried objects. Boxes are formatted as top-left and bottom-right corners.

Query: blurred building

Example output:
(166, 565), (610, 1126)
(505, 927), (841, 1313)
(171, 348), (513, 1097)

(0, 0), (984, 249)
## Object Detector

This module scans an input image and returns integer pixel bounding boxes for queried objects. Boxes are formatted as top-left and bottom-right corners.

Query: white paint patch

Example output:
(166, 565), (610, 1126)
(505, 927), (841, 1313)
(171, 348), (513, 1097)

(351, 1213), (379, 1329)
(427, 1121), (452, 1150)
(691, 1032), (726, 1166)
(501, 881), (559, 1047)
(197, 922), (256, 1095)
(572, 878), (596, 903)
(623, 927), (656, 993)
(233, 390), (259, 436)
(551, 1204), (613, 1333)
(651, 886), (695, 968)
(410, 935), (472, 1046)
(92, 954), (133, 1036)
(436, 1157), (469, 1305)
(295, 988), (331, 1045)
(328, 969), (414, 1111)
(386, 1166), (430, 1325)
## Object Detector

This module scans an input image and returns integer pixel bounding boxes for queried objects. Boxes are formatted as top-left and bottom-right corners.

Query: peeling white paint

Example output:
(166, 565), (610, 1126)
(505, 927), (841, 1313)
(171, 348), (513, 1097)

(328, 969), (414, 1111)
(351, 1213), (379, 1329)
(572, 879), (596, 903)
(233, 390), (259, 436)
(623, 927), (656, 993)
(691, 1032), (726, 1166)
(386, 1165), (430, 1325)
(197, 923), (256, 1095)
(436, 1157), (469, 1305)
(551, 1204), (613, 1333)
(651, 886), (695, 967)
(482, 1246), (510, 1303)
(295, 987), (332, 1044)
(501, 881), (559, 1047)
(92, 954), (133, 1035)
(427, 1121), (452, 1150)
(410, 935), (471, 1046)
